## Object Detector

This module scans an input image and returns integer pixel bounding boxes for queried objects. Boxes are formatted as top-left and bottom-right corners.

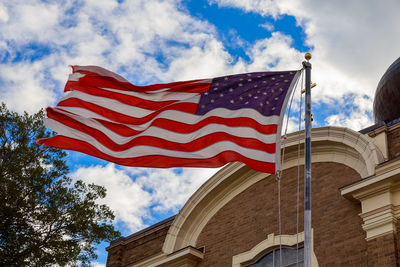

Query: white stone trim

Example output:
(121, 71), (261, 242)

(128, 246), (203, 267)
(232, 231), (318, 267)
(341, 158), (400, 240)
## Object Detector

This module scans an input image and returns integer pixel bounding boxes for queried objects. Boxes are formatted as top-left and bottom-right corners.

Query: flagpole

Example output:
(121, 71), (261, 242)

(303, 53), (312, 267)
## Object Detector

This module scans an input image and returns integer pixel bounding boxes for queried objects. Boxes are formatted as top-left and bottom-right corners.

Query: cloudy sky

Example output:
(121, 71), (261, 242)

(1, 0), (399, 265)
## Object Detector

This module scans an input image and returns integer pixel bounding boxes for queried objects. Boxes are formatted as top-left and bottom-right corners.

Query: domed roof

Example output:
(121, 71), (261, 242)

(373, 57), (400, 123)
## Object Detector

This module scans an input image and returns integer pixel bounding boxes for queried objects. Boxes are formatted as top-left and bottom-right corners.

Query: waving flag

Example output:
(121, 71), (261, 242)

(37, 66), (300, 173)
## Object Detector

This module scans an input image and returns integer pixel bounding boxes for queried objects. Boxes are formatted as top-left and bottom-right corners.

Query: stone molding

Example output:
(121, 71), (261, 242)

(341, 157), (400, 240)
(128, 246), (203, 267)
(232, 231), (318, 267)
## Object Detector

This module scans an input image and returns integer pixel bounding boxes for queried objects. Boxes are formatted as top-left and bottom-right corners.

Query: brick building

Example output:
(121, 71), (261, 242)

(106, 57), (400, 266)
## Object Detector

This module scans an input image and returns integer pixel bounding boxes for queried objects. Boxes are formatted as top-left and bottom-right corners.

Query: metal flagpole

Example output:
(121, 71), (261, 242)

(303, 53), (312, 267)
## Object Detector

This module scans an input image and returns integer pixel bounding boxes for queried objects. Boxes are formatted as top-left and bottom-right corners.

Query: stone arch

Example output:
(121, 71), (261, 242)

(232, 231), (318, 267)
(162, 126), (384, 254)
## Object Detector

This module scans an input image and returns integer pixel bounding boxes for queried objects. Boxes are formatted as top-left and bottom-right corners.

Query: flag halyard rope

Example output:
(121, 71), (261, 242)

(276, 69), (303, 266)
(296, 70), (305, 266)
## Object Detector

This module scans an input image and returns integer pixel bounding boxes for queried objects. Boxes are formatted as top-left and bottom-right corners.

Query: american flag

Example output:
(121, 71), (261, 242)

(37, 66), (300, 173)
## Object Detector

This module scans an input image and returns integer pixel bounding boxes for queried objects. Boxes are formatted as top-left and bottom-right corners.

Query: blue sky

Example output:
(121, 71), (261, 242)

(1, 0), (400, 266)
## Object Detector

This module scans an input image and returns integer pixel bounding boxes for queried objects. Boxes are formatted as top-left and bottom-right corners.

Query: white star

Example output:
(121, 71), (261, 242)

(263, 92), (267, 95)
(239, 83), (243, 86)
(274, 97), (279, 100)
(204, 92), (208, 95)
(284, 80), (288, 82)
(254, 96), (258, 99)
(271, 77), (275, 80)
(211, 99), (215, 103)
(280, 75), (284, 77)
(214, 87), (218, 91)
(220, 93), (224, 97)
(272, 107), (276, 110)
(279, 88), (283, 91)
(248, 79), (252, 82)
(247, 74), (252, 77)
(248, 93), (252, 97)
(230, 100), (235, 104)
(260, 103), (263, 107)
(224, 77), (229, 80)
(229, 88), (233, 92)
(201, 105), (205, 108)
(245, 101), (249, 104)
(239, 96), (244, 100)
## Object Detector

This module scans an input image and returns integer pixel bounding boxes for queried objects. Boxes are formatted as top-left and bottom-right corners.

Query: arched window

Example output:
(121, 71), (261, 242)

(247, 246), (304, 267)
(232, 232), (317, 267)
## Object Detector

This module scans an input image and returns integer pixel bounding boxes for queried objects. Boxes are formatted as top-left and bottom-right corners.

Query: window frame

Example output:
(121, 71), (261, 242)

(232, 230), (318, 267)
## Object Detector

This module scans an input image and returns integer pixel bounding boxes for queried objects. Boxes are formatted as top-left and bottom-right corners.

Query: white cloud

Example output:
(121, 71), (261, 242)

(71, 164), (219, 232)
(245, 32), (303, 71)
(325, 111), (373, 131)
(130, 167), (219, 213)
(324, 95), (374, 130)
(0, 0), (224, 112)
(2, 1), (61, 43)
(208, 0), (281, 18)
(71, 164), (152, 232)
(0, 61), (58, 113)
(209, 0), (400, 128)
(0, 3), (9, 23)
(259, 22), (274, 32)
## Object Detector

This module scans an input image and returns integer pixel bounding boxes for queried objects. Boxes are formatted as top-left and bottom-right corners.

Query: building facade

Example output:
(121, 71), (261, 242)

(106, 57), (400, 266)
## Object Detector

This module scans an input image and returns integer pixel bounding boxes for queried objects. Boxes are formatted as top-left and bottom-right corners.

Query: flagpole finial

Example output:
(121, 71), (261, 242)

(305, 53), (312, 61)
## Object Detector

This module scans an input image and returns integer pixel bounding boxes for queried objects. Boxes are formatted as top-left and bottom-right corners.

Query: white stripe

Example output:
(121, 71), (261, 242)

(59, 91), (200, 117)
(56, 106), (280, 132)
(73, 66), (130, 83)
(46, 111), (276, 145)
(98, 87), (200, 101)
(69, 73), (85, 81)
(46, 119), (276, 162)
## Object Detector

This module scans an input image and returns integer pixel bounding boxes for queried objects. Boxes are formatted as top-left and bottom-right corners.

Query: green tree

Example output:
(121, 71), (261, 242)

(0, 103), (120, 266)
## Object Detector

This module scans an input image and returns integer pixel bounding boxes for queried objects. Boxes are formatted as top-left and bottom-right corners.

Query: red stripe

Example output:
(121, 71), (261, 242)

(46, 108), (276, 153)
(146, 116), (278, 135)
(94, 116), (277, 137)
(37, 135), (276, 173)
(64, 85), (179, 110)
(57, 98), (198, 125)
(65, 68), (210, 93)
(49, 107), (277, 137)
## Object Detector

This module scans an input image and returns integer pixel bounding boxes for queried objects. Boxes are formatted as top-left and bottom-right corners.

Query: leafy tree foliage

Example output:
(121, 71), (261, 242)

(0, 103), (120, 266)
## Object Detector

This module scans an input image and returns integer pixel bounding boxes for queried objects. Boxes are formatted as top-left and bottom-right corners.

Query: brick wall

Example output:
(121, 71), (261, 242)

(106, 219), (172, 267)
(195, 162), (368, 266)
(387, 125), (400, 159)
(367, 233), (398, 266)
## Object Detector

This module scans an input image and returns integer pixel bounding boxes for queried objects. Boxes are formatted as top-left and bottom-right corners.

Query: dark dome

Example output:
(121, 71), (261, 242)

(373, 57), (400, 123)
